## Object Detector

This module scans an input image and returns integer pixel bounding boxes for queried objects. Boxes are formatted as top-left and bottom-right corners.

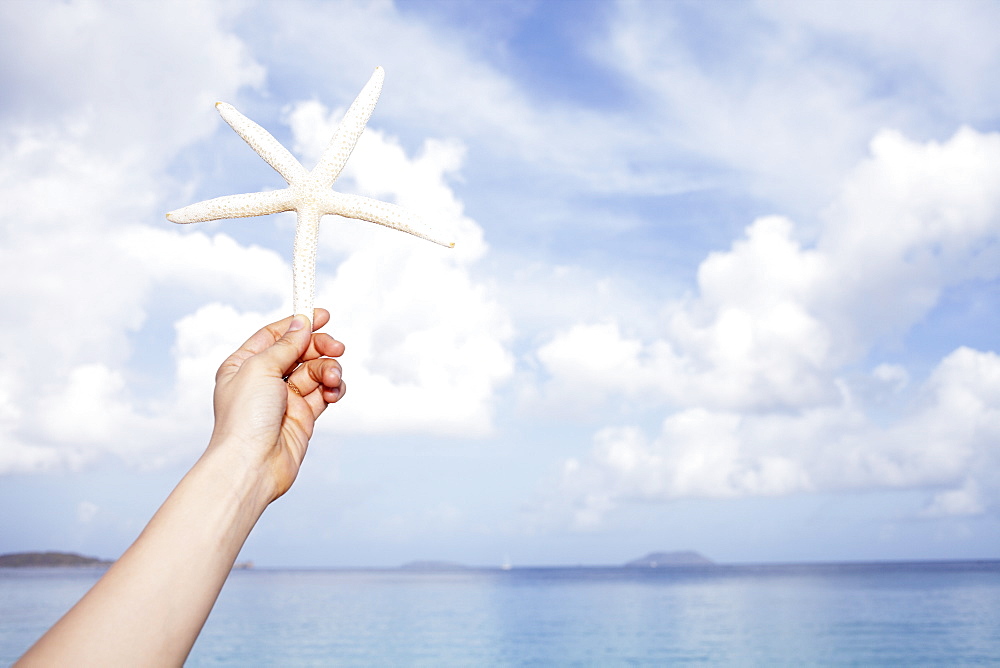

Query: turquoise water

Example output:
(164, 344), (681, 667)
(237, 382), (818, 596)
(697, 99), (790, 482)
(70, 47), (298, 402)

(3, 561), (999, 665)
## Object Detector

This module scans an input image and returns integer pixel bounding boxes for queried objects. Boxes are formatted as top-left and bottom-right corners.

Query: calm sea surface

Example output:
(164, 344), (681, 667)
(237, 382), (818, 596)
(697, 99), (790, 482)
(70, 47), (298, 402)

(2, 561), (999, 666)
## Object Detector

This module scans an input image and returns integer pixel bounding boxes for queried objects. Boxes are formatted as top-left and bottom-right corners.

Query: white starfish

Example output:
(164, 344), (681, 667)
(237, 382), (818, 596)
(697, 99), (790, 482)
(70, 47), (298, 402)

(167, 66), (453, 320)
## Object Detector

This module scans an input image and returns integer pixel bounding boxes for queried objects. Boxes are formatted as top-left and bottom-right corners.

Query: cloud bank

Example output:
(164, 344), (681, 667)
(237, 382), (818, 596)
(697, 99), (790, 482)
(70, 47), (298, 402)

(0, 1), (513, 472)
(539, 126), (1000, 527)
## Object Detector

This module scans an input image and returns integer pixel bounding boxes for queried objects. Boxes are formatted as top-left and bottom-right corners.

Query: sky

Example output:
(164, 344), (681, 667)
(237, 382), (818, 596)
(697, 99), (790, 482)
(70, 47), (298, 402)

(2, 0), (1000, 568)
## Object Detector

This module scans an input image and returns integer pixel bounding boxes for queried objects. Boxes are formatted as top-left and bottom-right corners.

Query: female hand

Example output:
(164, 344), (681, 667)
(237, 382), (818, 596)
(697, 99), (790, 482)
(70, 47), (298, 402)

(208, 308), (346, 502)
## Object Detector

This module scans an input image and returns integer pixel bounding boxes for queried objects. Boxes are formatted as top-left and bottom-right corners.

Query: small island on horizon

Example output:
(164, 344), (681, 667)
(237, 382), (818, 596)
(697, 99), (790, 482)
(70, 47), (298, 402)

(395, 551), (714, 571)
(0, 551), (255, 570)
(0, 551), (112, 568)
(624, 551), (715, 568)
(399, 560), (470, 572)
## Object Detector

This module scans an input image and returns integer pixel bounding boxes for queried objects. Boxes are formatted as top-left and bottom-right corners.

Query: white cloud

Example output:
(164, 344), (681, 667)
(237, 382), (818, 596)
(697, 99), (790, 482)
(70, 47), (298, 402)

(286, 101), (514, 436)
(118, 227), (289, 306)
(0, 0), (264, 153)
(42, 363), (131, 445)
(872, 364), (909, 393)
(536, 127), (1000, 408)
(0, 1), (267, 472)
(817, 128), (1000, 348)
(756, 0), (1000, 122)
(552, 346), (1000, 529)
(77, 501), (100, 525)
(536, 126), (1000, 526)
(536, 322), (644, 384)
(0, 1), (519, 473)
(599, 0), (1000, 214)
(170, 303), (281, 426)
(922, 481), (985, 518)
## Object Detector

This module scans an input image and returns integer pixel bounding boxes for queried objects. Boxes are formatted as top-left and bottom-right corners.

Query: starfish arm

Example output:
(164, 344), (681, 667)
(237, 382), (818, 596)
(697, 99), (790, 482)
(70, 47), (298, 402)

(291, 206), (322, 320)
(216, 103), (308, 184)
(323, 192), (455, 248)
(166, 189), (296, 224)
(311, 67), (384, 188)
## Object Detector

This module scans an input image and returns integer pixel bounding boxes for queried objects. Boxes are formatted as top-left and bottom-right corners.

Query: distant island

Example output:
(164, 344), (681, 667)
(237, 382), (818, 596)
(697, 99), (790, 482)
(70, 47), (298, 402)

(396, 552), (715, 571)
(624, 551), (714, 568)
(0, 552), (257, 570)
(399, 560), (469, 572)
(0, 551), (112, 568)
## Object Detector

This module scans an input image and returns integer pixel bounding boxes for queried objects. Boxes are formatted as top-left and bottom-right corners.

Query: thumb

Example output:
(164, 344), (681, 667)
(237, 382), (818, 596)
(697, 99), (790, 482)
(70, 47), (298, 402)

(257, 314), (312, 377)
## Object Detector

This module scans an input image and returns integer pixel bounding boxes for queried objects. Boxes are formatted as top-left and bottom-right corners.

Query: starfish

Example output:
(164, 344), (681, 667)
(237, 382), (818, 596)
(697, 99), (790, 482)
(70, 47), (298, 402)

(166, 66), (453, 321)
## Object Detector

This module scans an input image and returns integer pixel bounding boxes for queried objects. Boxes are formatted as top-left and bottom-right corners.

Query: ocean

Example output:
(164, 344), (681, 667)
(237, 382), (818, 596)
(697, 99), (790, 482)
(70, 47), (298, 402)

(2, 561), (999, 666)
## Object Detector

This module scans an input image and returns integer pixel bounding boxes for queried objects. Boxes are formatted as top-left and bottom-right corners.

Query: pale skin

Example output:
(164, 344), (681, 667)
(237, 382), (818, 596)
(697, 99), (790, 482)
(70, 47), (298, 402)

(16, 308), (346, 667)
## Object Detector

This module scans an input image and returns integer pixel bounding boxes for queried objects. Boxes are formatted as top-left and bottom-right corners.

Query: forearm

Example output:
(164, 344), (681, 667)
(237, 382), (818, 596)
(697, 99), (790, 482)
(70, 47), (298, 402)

(16, 443), (273, 667)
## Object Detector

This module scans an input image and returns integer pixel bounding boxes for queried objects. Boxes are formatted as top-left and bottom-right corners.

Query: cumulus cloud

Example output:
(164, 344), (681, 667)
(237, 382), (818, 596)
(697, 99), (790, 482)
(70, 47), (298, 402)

(0, 0), (263, 153)
(0, 0), (521, 475)
(286, 101), (513, 436)
(537, 127), (1000, 526)
(552, 346), (1000, 530)
(0, 1), (269, 472)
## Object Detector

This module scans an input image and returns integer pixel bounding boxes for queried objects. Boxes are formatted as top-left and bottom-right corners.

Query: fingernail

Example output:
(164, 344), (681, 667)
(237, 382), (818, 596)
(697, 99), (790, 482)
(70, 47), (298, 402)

(287, 315), (306, 333)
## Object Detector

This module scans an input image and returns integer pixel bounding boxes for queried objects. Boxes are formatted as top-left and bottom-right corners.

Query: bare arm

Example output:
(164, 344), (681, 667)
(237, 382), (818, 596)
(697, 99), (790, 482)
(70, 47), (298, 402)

(16, 309), (346, 667)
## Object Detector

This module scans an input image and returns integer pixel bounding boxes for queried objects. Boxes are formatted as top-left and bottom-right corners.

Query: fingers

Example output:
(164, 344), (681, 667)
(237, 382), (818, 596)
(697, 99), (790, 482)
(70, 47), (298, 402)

(255, 310), (343, 364)
(257, 309), (330, 352)
(285, 357), (346, 420)
(242, 314), (313, 380)
(285, 357), (344, 399)
(323, 378), (346, 404)
(311, 308), (331, 330)
(219, 309), (342, 374)
(309, 333), (346, 359)
(239, 308), (332, 356)
(292, 379), (344, 424)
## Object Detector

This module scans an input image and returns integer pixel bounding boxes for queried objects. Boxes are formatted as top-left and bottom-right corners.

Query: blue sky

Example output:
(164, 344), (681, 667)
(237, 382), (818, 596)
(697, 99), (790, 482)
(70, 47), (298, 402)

(2, 0), (1000, 567)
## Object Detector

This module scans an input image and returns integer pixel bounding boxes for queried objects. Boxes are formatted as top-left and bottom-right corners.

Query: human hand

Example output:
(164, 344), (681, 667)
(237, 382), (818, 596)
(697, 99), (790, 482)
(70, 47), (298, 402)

(208, 309), (346, 501)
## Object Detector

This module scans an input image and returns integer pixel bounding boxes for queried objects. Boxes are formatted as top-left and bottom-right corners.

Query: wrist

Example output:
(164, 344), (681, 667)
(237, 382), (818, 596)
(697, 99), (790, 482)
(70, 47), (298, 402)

(196, 439), (278, 518)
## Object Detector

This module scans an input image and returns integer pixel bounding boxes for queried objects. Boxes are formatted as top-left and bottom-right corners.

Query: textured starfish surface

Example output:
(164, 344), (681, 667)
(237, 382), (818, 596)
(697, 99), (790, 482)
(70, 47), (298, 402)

(167, 66), (453, 320)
